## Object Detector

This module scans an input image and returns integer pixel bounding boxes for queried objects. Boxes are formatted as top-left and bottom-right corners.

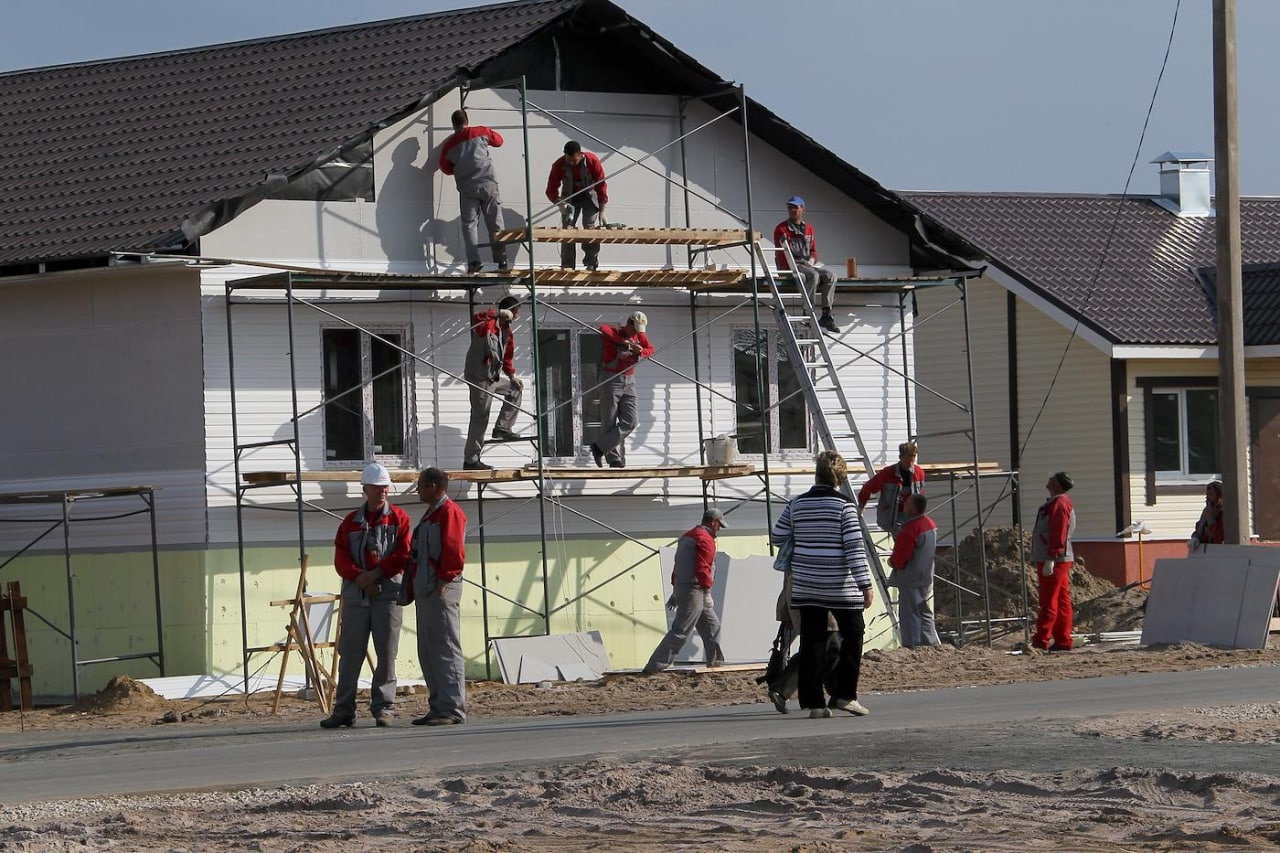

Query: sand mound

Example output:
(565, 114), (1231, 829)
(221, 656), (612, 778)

(934, 526), (1146, 634)
(62, 675), (173, 716)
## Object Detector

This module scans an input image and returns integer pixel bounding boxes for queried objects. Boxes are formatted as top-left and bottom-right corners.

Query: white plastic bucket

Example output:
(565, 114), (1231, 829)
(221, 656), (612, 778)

(703, 435), (739, 466)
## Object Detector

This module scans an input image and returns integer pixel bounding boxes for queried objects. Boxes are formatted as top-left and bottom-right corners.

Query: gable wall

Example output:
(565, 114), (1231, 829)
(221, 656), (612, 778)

(202, 89), (910, 277)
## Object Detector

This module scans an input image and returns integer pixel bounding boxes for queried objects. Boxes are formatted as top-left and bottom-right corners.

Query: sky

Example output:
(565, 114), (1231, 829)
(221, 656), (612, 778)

(4, 0), (1279, 195)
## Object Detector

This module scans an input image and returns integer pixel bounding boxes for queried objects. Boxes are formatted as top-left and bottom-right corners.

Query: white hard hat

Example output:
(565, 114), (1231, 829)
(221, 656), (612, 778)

(361, 462), (392, 487)
(628, 310), (648, 332)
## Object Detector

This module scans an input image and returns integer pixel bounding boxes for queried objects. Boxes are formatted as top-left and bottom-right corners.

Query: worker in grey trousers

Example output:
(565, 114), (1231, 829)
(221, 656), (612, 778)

(643, 508), (728, 674)
(407, 466), (469, 725)
(438, 107), (508, 273)
(589, 311), (654, 468)
(462, 295), (524, 471)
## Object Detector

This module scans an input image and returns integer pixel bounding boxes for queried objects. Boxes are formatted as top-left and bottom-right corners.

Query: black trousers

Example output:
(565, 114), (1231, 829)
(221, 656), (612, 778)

(796, 606), (864, 710)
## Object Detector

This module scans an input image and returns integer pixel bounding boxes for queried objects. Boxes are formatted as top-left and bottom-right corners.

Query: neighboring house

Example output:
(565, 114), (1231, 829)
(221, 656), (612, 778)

(905, 154), (1280, 587)
(0, 0), (973, 698)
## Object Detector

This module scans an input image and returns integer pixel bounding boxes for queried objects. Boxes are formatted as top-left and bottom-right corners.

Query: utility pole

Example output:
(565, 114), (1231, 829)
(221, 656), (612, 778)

(1213, 0), (1248, 543)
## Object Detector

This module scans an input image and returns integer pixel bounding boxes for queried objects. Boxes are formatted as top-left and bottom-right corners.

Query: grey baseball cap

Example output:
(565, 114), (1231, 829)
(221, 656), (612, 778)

(703, 507), (728, 527)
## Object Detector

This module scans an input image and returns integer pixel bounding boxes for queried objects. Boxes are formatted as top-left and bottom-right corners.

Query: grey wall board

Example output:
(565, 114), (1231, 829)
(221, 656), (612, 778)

(1142, 551), (1280, 649)
(492, 631), (611, 684)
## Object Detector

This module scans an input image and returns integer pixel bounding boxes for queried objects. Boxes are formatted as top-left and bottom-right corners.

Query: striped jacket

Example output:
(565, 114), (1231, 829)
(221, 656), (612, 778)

(770, 484), (873, 609)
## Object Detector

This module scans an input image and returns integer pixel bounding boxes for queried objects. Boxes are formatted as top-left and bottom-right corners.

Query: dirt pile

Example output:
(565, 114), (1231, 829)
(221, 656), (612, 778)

(59, 675), (175, 717)
(934, 526), (1146, 634)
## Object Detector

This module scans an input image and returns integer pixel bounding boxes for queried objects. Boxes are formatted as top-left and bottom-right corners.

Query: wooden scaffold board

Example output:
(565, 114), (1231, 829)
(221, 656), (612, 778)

(494, 226), (760, 246)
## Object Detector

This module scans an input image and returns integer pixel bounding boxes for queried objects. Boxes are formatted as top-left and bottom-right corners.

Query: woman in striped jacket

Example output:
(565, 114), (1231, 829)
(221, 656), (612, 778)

(770, 451), (876, 718)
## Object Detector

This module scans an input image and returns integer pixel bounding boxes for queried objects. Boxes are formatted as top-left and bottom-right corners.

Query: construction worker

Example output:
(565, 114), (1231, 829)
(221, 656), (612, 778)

(888, 493), (941, 648)
(642, 508), (728, 674)
(321, 462), (411, 729)
(858, 440), (926, 533)
(774, 196), (839, 333)
(463, 295), (523, 471)
(438, 108), (508, 274)
(1032, 471), (1077, 652)
(590, 311), (654, 469)
(409, 466), (469, 725)
(546, 140), (608, 270)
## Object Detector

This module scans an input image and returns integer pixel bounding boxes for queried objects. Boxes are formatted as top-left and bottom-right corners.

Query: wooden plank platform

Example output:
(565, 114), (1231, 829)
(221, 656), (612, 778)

(514, 267), (745, 287)
(494, 226), (760, 246)
(243, 463), (757, 486)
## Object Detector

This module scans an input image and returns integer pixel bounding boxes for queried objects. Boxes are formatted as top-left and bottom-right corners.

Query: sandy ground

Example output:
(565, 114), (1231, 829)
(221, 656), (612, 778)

(4, 573), (1280, 850)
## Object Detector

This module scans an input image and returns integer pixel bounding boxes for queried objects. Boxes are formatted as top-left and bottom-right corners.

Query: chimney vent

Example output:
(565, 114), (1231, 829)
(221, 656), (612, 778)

(1151, 151), (1213, 217)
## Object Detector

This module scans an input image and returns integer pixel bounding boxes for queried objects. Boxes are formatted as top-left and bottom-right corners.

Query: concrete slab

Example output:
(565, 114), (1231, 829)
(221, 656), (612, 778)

(491, 631), (610, 684)
(1143, 549), (1280, 649)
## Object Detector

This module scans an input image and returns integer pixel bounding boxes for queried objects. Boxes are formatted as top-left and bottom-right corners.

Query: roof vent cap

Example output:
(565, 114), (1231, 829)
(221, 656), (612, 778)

(1151, 151), (1213, 217)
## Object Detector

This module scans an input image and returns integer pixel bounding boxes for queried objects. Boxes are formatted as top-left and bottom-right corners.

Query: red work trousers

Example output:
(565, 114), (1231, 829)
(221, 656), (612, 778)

(1033, 561), (1073, 650)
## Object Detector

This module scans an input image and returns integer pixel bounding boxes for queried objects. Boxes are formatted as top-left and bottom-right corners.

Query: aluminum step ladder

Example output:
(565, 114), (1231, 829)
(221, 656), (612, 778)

(752, 239), (899, 640)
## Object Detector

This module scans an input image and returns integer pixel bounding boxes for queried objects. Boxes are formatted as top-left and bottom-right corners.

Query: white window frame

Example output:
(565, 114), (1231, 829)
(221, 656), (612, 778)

(732, 325), (811, 459)
(1151, 386), (1220, 482)
(320, 323), (415, 468)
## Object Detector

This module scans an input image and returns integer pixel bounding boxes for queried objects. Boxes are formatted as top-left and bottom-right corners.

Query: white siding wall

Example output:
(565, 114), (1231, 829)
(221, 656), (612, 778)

(0, 266), (207, 551)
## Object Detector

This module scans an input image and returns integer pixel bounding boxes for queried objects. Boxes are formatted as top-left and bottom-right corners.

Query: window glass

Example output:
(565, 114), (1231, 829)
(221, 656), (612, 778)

(538, 329), (575, 457)
(777, 343), (807, 450)
(1185, 389), (1220, 475)
(734, 329), (769, 454)
(1151, 392), (1181, 472)
(579, 333), (604, 447)
(370, 334), (405, 456)
(323, 329), (363, 461)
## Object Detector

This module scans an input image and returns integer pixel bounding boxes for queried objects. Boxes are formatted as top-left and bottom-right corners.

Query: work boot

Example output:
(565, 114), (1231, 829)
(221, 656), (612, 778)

(373, 710), (393, 728)
(818, 312), (840, 333)
(491, 427), (524, 441)
(768, 689), (789, 714)
(463, 459), (494, 471)
(589, 443), (605, 468)
(319, 714), (354, 729)
(466, 261), (485, 274)
(425, 713), (463, 726)
(808, 708), (832, 719)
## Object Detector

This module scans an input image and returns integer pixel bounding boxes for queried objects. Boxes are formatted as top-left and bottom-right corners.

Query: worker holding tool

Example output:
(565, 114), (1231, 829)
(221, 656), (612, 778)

(546, 140), (608, 270)
(590, 311), (654, 469)
(321, 462), (411, 729)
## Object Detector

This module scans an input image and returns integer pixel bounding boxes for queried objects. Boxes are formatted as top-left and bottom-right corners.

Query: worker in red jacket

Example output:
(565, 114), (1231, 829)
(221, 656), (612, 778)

(888, 493), (941, 648)
(322, 462), (412, 729)
(643, 508), (728, 674)
(408, 467), (469, 725)
(1188, 480), (1225, 552)
(589, 311), (654, 468)
(1032, 471), (1077, 652)
(462, 295), (523, 471)
(439, 108), (507, 273)
(546, 140), (608, 270)
(857, 440), (926, 533)
(774, 196), (839, 333)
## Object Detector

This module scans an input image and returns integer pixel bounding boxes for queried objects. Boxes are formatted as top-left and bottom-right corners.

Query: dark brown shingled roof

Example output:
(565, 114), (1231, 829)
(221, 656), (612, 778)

(1198, 263), (1280, 347)
(0, 0), (582, 266)
(903, 192), (1280, 346)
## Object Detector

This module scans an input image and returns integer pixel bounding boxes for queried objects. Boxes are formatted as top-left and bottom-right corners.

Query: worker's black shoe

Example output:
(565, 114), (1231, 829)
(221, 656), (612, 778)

(584, 260), (599, 271)
(608, 461), (625, 469)
(373, 711), (393, 728)
(466, 261), (485, 274)
(768, 689), (789, 714)
(319, 714), (354, 729)
(463, 459), (494, 471)
(496, 261), (510, 272)
(426, 714), (464, 726)
(491, 428), (524, 441)
(590, 443), (604, 468)
(818, 312), (840, 333)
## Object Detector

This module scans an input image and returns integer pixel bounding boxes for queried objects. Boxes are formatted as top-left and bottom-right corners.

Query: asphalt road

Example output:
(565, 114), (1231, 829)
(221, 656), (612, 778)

(3, 665), (1278, 804)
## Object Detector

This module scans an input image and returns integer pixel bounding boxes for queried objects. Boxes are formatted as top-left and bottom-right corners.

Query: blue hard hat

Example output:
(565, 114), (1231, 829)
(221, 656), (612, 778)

(786, 196), (805, 208)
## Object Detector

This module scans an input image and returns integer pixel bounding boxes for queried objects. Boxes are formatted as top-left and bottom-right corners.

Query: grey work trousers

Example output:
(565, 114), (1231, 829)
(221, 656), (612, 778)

(645, 582), (724, 672)
(415, 578), (467, 721)
(560, 201), (600, 268)
(459, 180), (506, 267)
(897, 584), (941, 648)
(333, 592), (403, 719)
(595, 371), (637, 466)
(464, 375), (522, 463)
(795, 262), (836, 310)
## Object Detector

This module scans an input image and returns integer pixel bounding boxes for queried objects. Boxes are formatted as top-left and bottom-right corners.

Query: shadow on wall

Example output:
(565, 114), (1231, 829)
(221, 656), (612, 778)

(377, 138), (434, 267)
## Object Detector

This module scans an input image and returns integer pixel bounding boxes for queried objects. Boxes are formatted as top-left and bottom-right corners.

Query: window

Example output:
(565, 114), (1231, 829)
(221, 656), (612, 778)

(733, 328), (809, 455)
(274, 140), (375, 202)
(1151, 388), (1219, 477)
(536, 328), (603, 458)
(322, 327), (412, 464)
